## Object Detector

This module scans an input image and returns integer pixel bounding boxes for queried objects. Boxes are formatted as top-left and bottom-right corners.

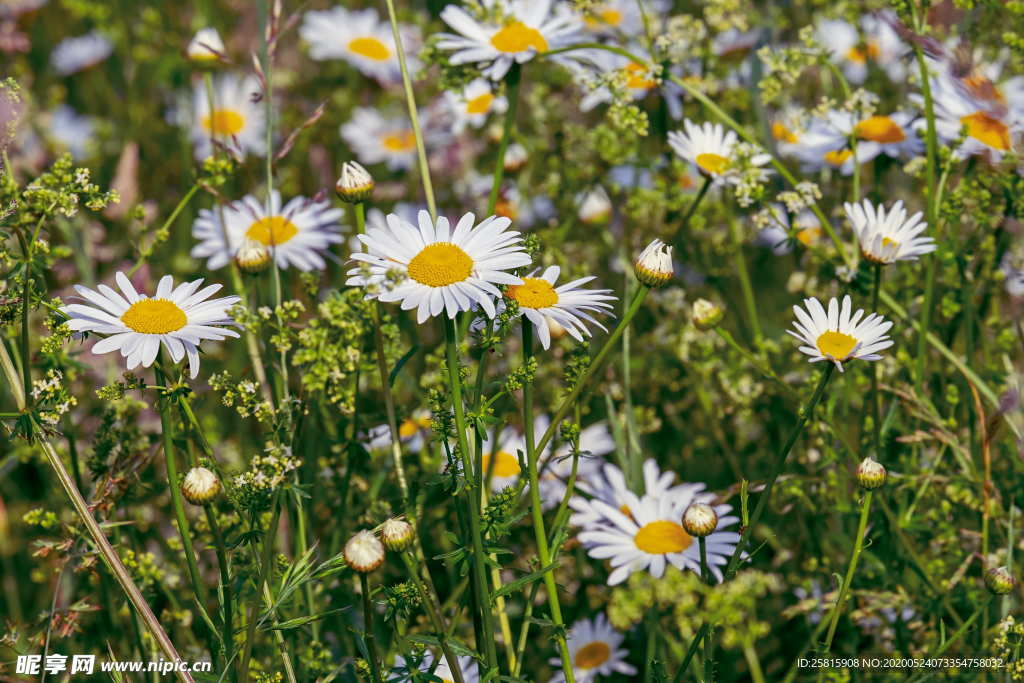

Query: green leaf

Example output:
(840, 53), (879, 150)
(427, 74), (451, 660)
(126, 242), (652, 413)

(389, 344), (420, 387)
(492, 561), (560, 600)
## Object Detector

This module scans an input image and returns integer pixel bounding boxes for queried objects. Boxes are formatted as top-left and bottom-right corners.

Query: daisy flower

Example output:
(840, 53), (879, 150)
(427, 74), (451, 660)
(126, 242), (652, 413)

(340, 107), (423, 171)
(926, 75), (1021, 160)
(539, 422), (615, 511)
(844, 199), (934, 265)
(548, 613), (637, 683)
(190, 73), (266, 160)
(191, 191), (343, 271)
(346, 210), (531, 323)
(61, 272), (239, 379)
(787, 295), (893, 371)
(51, 31), (112, 75)
(437, 0), (584, 81)
(505, 265), (615, 350)
(299, 7), (419, 84)
(444, 78), (508, 134)
(668, 119), (770, 184)
(390, 652), (479, 683)
(577, 487), (740, 585)
(850, 111), (924, 160)
(817, 12), (906, 85)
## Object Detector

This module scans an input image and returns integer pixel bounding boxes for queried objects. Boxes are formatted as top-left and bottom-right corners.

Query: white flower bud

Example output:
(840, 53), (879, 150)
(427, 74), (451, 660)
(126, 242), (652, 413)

(380, 518), (414, 552)
(986, 566), (1017, 595)
(344, 530), (385, 573)
(634, 239), (673, 288)
(577, 186), (611, 225)
(856, 457), (887, 490)
(335, 161), (374, 203)
(692, 298), (724, 330)
(682, 502), (718, 538)
(181, 466), (221, 505)
(235, 238), (271, 275)
(186, 28), (225, 65)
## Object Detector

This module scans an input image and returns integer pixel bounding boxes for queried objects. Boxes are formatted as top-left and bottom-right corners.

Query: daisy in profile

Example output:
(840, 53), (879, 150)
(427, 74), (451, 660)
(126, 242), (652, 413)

(437, 0), (584, 81)
(390, 651), (479, 683)
(668, 120), (770, 184)
(788, 295), (893, 371)
(51, 31), (112, 75)
(844, 199), (934, 265)
(341, 107), (425, 171)
(539, 422), (615, 511)
(299, 7), (419, 84)
(505, 265), (616, 350)
(190, 73), (265, 160)
(926, 75), (1021, 159)
(191, 191), (343, 271)
(577, 487), (740, 585)
(549, 613), (637, 683)
(444, 78), (508, 134)
(61, 272), (239, 379)
(347, 210), (531, 323)
(817, 12), (905, 85)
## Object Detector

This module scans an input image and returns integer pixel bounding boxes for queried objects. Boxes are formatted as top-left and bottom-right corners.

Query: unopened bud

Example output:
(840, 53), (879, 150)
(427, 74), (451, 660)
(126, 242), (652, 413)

(344, 529), (385, 573)
(578, 186), (611, 225)
(682, 503), (718, 537)
(380, 518), (414, 552)
(181, 466), (221, 505)
(235, 239), (271, 274)
(856, 457), (886, 490)
(634, 239), (673, 288)
(986, 566), (1017, 595)
(335, 161), (374, 203)
(186, 28), (225, 66)
(504, 143), (528, 173)
(692, 299), (724, 330)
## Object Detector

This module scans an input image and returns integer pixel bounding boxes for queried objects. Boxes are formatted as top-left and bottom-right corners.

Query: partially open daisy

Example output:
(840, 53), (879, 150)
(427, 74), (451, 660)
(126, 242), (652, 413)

(190, 73), (265, 160)
(437, 0), (584, 81)
(347, 210), (531, 324)
(844, 199), (934, 265)
(788, 295), (893, 371)
(62, 272), (239, 379)
(577, 487), (740, 585)
(505, 265), (615, 350)
(444, 78), (508, 134)
(51, 31), (112, 75)
(668, 119), (770, 184)
(340, 107), (424, 171)
(299, 7), (419, 84)
(549, 613), (637, 683)
(191, 190), (343, 271)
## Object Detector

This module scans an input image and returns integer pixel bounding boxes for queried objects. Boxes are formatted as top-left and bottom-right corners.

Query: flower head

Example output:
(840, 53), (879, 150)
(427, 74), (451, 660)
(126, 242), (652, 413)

(787, 295), (893, 371)
(845, 199), (934, 265)
(190, 73), (266, 160)
(634, 239), (673, 288)
(336, 161), (375, 204)
(182, 466), (222, 505)
(299, 7), (419, 84)
(186, 28), (226, 65)
(380, 518), (414, 552)
(344, 529), (385, 573)
(505, 265), (616, 350)
(548, 613), (637, 683)
(668, 119), (770, 184)
(682, 502), (718, 537)
(856, 457), (887, 489)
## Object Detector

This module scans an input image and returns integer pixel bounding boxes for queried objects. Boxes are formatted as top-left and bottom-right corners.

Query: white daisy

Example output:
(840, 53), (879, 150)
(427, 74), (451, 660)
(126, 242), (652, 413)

(340, 107), (423, 171)
(444, 78), (508, 134)
(668, 119), (770, 184)
(926, 75), (1021, 160)
(844, 199), (934, 265)
(577, 487), (740, 585)
(837, 110), (924, 161)
(51, 31), (112, 75)
(787, 295), (894, 371)
(48, 105), (94, 159)
(539, 422), (615, 511)
(437, 0), (585, 81)
(505, 265), (616, 350)
(548, 613), (637, 683)
(817, 13), (906, 85)
(191, 191), (343, 271)
(190, 73), (266, 161)
(346, 210), (532, 323)
(61, 272), (240, 379)
(570, 459), (700, 528)
(390, 652), (479, 683)
(299, 7), (419, 84)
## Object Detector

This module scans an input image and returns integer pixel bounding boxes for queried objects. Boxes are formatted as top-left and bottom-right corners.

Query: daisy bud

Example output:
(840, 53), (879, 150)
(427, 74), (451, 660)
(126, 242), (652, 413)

(235, 239), (271, 275)
(692, 298), (724, 330)
(380, 518), (414, 552)
(504, 143), (528, 173)
(578, 186), (611, 225)
(634, 239), (673, 288)
(682, 503), (718, 538)
(181, 466), (221, 505)
(344, 529), (385, 573)
(335, 161), (374, 203)
(186, 28), (225, 66)
(856, 457), (887, 490)
(985, 566), (1017, 595)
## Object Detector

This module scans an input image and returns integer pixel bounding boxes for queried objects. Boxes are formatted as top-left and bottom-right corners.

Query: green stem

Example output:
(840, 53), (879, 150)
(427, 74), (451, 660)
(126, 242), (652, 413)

(360, 572), (384, 683)
(16, 230), (33, 407)
(206, 505), (235, 678)
(487, 64), (521, 213)
(730, 218), (762, 347)
(672, 176), (712, 242)
(912, 41), (939, 391)
(400, 552), (466, 683)
(870, 264), (882, 454)
(699, 537), (714, 683)
(821, 490), (874, 653)
(521, 323), (576, 683)
(240, 496), (281, 683)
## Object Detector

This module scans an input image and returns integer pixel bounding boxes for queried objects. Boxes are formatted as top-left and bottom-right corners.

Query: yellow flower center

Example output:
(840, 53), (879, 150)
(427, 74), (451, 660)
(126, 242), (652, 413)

(381, 131), (416, 152)
(695, 152), (730, 175)
(202, 109), (245, 136)
(625, 62), (657, 90)
(490, 21), (548, 54)
(246, 216), (298, 246)
(574, 641), (612, 670)
(399, 417), (430, 439)
(796, 227), (822, 246)
(507, 277), (559, 309)
(856, 115), (906, 143)
(634, 520), (692, 554)
(407, 243), (474, 287)
(816, 330), (857, 359)
(483, 451), (521, 478)
(881, 236), (899, 249)
(772, 121), (797, 144)
(845, 41), (880, 64)
(466, 92), (495, 115)
(348, 36), (391, 61)
(121, 299), (188, 335)
(823, 149), (852, 166)
(960, 111), (1011, 151)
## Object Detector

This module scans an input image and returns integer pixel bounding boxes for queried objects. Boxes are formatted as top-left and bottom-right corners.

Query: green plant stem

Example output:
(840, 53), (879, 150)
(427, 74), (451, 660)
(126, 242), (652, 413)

(487, 64), (521, 212)
(400, 552), (466, 683)
(870, 264), (882, 454)
(16, 230), (33, 406)
(699, 537), (714, 683)
(521, 323), (576, 683)
(443, 317), (498, 672)
(383, 0), (436, 218)
(729, 218), (762, 347)
(821, 490), (874, 653)
(672, 176), (712, 242)
(360, 572), (384, 683)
